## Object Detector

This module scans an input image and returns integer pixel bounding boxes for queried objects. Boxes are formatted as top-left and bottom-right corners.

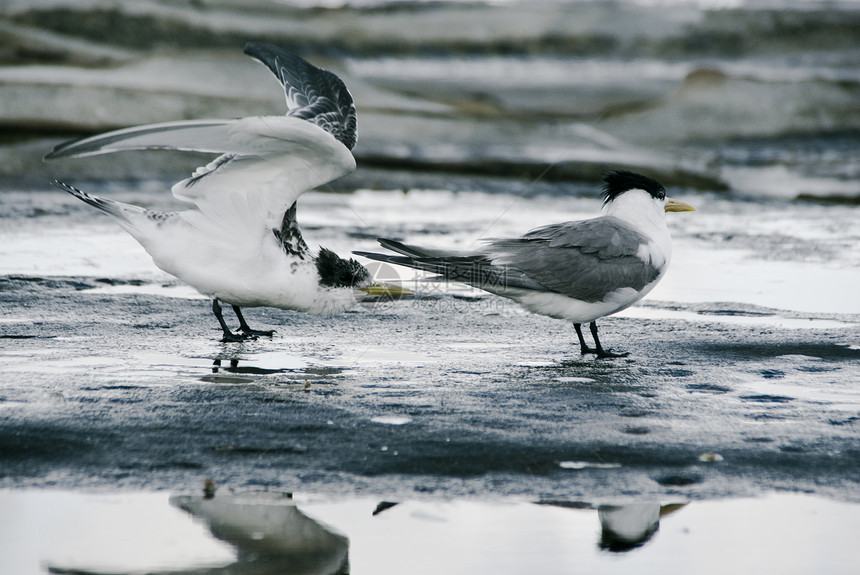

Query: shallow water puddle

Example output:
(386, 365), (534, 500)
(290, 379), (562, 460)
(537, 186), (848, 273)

(211, 351), (312, 373)
(201, 351), (342, 384)
(348, 348), (432, 363)
(0, 354), (129, 374)
(619, 306), (854, 330)
(370, 415), (414, 425)
(1, 342), (339, 387)
(2, 490), (858, 575)
(85, 282), (205, 299)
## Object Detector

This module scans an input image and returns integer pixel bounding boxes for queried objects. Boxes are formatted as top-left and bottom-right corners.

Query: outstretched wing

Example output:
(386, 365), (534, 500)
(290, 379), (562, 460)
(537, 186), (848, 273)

(44, 120), (234, 160)
(244, 41), (357, 150)
(45, 116), (354, 234)
(44, 45), (358, 235)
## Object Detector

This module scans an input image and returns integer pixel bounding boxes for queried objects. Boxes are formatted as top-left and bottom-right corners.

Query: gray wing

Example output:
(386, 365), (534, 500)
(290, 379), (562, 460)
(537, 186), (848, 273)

(244, 42), (357, 150)
(485, 217), (661, 302)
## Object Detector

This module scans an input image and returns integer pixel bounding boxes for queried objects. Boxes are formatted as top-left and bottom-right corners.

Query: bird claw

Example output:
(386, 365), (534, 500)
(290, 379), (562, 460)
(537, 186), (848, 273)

(240, 328), (274, 338)
(575, 322), (629, 359)
(580, 346), (629, 359)
(220, 331), (249, 343)
(595, 349), (629, 359)
(220, 328), (273, 342)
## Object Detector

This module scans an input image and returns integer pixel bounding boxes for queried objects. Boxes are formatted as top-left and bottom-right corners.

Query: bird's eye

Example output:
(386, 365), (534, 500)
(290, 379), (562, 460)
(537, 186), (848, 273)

(658, 191), (666, 200)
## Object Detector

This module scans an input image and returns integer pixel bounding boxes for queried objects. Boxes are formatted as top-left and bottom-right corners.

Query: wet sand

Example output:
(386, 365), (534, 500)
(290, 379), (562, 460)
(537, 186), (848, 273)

(2, 272), (859, 502)
(2, 169), (859, 575)
(2, 179), (859, 503)
(2, 260), (860, 573)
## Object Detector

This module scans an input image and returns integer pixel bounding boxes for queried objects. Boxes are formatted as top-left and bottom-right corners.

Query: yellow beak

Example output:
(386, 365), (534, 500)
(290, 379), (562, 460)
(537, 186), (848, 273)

(359, 283), (413, 297)
(665, 198), (696, 212)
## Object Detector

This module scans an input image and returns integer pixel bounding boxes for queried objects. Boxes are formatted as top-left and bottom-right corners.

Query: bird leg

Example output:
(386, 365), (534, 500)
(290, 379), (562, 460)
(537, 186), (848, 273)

(589, 321), (629, 359)
(573, 323), (597, 355)
(574, 322), (628, 358)
(212, 299), (245, 342)
(232, 305), (274, 338)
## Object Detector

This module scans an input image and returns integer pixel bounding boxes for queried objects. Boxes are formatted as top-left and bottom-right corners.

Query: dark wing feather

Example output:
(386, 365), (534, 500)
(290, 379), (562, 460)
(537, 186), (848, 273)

(244, 42), (357, 150)
(353, 249), (547, 293)
(376, 238), (481, 259)
(272, 202), (309, 260)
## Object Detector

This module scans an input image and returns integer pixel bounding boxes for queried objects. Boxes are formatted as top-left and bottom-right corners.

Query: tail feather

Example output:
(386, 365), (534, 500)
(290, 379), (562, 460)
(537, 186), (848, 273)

(52, 180), (150, 227)
(354, 241), (545, 293)
(352, 250), (444, 275)
(377, 238), (433, 258)
(378, 238), (470, 259)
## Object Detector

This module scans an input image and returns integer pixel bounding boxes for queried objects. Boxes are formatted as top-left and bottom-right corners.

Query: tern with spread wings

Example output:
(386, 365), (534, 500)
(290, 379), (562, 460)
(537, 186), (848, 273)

(46, 42), (406, 342)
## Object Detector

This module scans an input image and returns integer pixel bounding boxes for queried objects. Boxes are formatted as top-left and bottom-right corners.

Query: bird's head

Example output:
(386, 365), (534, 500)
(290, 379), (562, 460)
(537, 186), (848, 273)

(601, 170), (695, 218)
(315, 247), (412, 299)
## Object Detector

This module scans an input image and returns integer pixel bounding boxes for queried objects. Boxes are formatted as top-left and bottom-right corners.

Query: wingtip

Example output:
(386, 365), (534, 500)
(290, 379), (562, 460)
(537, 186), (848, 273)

(242, 41), (288, 65)
(242, 41), (266, 58)
(43, 144), (67, 162)
(43, 133), (98, 162)
(377, 237), (404, 249)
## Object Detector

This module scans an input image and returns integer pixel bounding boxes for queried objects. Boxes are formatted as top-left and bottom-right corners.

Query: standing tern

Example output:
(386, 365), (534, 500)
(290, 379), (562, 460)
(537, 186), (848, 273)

(355, 171), (694, 358)
(45, 42), (407, 342)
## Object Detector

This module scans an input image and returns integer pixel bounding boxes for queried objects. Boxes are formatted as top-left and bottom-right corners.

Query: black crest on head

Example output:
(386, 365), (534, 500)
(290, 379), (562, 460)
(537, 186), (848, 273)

(316, 247), (371, 288)
(601, 170), (666, 205)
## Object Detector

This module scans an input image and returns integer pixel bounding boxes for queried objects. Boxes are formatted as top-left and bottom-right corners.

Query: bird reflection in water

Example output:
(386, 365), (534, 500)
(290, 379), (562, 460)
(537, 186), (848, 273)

(598, 502), (687, 552)
(208, 354), (341, 378)
(169, 491), (350, 575)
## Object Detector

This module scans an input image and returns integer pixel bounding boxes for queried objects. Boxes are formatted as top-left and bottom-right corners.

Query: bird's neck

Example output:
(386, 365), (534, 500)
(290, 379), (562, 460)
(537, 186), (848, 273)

(603, 193), (673, 271)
